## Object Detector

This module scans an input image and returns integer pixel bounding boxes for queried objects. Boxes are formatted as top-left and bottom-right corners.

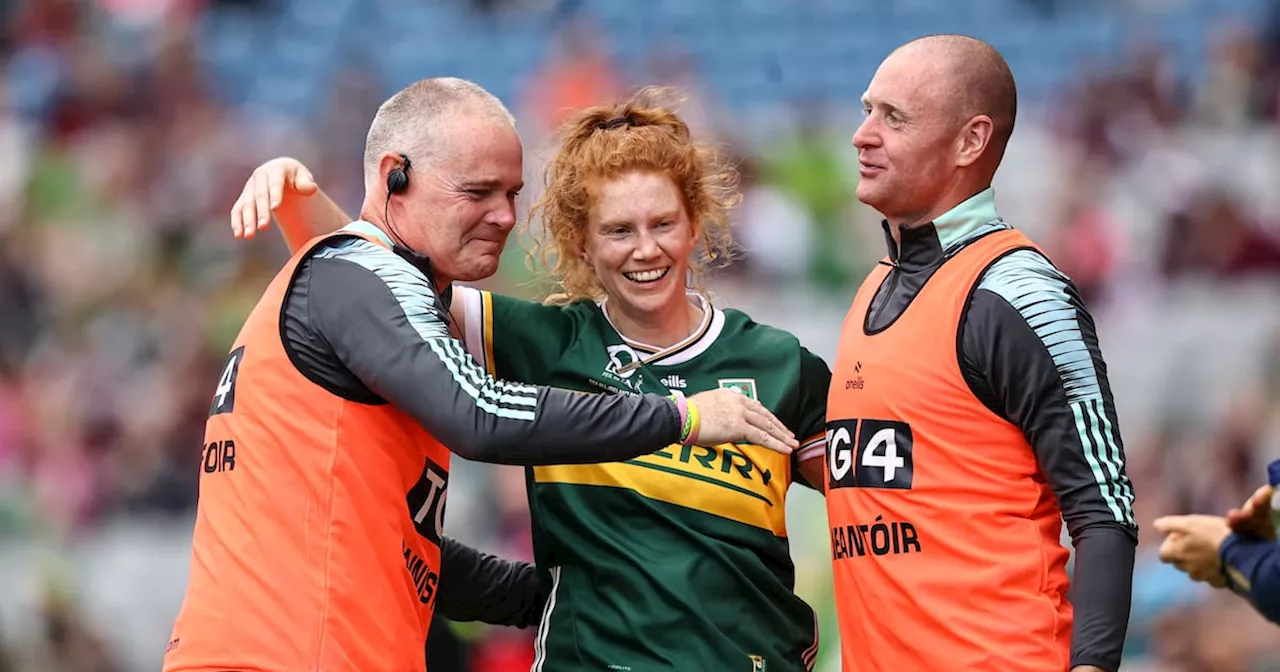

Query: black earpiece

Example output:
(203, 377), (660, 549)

(383, 152), (416, 258)
(386, 153), (411, 195)
(380, 151), (444, 313)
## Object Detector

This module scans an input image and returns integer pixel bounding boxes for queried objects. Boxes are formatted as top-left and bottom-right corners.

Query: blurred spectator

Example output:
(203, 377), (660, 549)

(1195, 20), (1264, 128)
(0, 240), (42, 370)
(1126, 443), (1208, 663)
(1046, 168), (1126, 307)
(309, 62), (383, 215)
(638, 45), (726, 145)
(1127, 42), (1185, 131)
(759, 105), (859, 291)
(731, 157), (815, 286)
(1051, 42), (1185, 172)
(1160, 188), (1280, 280)
(1050, 67), (1125, 167)
(1257, 2), (1280, 121)
(7, 585), (124, 672)
(519, 14), (625, 135)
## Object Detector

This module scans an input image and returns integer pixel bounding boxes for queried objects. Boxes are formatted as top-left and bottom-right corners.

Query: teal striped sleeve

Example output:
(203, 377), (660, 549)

(964, 247), (1137, 671)
(973, 249), (1136, 528)
(315, 240), (538, 420)
(301, 237), (682, 466)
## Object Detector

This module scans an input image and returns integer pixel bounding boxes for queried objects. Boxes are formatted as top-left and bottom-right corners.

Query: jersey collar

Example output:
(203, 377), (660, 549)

(883, 187), (1010, 271)
(341, 220), (452, 312)
(343, 220), (393, 246)
(598, 292), (726, 366)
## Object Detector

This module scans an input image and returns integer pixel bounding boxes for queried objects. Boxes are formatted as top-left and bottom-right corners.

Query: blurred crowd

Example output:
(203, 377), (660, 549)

(2, 0), (1280, 670)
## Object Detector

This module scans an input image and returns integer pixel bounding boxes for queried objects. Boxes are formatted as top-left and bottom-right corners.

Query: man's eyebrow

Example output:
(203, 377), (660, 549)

(862, 96), (907, 117)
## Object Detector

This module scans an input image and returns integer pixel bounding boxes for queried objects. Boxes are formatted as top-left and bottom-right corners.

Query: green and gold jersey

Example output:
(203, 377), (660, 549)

(457, 287), (829, 672)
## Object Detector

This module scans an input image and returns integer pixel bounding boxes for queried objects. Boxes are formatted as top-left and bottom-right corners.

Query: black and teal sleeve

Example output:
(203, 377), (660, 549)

(281, 236), (683, 466)
(960, 249), (1137, 672)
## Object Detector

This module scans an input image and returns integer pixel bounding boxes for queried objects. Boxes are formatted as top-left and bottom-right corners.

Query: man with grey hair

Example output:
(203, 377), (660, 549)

(361, 77), (516, 180)
(359, 76), (523, 288)
(238, 76), (523, 285)
(166, 77), (797, 672)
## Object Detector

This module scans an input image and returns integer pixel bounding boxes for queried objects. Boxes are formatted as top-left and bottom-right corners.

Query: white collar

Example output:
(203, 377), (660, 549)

(598, 292), (726, 367)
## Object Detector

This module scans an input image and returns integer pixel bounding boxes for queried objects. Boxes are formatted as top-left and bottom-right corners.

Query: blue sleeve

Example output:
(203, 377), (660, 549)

(1220, 533), (1280, 625)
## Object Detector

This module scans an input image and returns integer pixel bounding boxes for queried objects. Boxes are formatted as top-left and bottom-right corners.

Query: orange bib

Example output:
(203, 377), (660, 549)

(826, 229), (1071, 671)
(164, 230), (451, 672)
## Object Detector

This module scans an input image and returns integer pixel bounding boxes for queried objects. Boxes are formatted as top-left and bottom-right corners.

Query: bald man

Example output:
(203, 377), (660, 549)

(164, 77), (797, 672)
(824, 36), (1135, 671)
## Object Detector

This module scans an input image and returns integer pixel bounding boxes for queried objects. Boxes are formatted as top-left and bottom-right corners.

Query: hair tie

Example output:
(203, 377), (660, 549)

(596, 116), (635, 131)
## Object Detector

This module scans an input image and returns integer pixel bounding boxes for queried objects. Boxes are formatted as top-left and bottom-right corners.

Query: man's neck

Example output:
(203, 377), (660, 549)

(605, 295), (703, 349)
(355, 207), (451, 288)
(357, 205), (389, 233)
(887, 178), (992, 241)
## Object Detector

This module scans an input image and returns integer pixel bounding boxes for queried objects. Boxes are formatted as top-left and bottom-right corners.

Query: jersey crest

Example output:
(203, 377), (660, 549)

(719, 378), (759, 401)
(601, 344), (646, 392)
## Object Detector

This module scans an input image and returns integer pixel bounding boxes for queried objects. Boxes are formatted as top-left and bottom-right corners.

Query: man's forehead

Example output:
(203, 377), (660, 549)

(448, 163), (523, 190)
(437, 123), (522, 177)
(864, 52), (950, 107)
(438, 115), (520, 150)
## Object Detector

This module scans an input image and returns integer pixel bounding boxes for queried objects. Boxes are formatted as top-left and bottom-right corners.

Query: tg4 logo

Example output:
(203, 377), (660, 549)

(825, 418), (914, 490)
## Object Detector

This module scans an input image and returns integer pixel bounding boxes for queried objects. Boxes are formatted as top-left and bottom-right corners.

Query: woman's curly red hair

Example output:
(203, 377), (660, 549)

(529, 88), (740, 303)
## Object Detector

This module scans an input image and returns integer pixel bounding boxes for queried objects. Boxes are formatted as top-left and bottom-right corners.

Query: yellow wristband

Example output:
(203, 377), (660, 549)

(683, 399), (701, 446)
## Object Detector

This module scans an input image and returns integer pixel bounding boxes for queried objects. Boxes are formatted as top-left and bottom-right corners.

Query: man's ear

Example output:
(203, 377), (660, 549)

(955, 115), (993, 168)
(379, 152), (407, 193)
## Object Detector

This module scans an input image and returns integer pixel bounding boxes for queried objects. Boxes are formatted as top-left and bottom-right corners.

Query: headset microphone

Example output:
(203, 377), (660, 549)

(383, 153), (423, 258)
(386, 153), (410, 196)
(381, 153), (453, 316)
